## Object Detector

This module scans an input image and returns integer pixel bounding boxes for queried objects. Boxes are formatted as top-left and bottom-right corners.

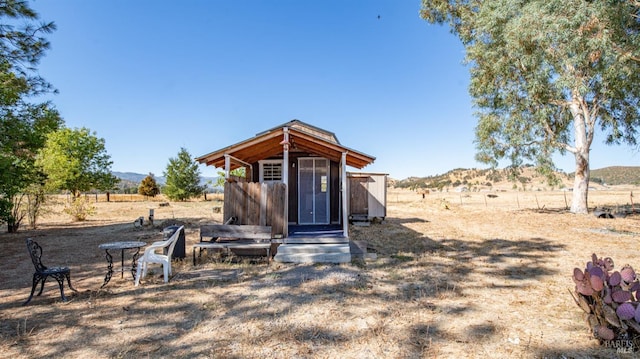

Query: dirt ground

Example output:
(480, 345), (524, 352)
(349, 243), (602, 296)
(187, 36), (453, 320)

(1, 188), (639, 358)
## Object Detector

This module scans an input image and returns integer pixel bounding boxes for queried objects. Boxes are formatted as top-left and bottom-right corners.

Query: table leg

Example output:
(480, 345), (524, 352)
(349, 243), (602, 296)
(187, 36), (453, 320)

(120, 249), (126, 278)
(101, 249), (114, 288)
(131, 247), (141, 280)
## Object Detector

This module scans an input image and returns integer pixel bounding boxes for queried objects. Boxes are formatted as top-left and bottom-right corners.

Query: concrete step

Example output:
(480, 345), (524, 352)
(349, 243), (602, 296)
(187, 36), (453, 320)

(276, 243), (351, 254)
(274, 252), (351, 264)
(274, 242), (352, 263)
(284, 237), (349, 244)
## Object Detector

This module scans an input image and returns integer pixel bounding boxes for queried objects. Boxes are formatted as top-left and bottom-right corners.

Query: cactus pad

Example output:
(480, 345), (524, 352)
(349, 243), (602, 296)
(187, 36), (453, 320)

(595, 325), (615, 341)
(616, 302), (636, 320)
(621, 266), (636, 283)
(612, 290), (632, 303)
(608, 271), (621, 287)
(589, 275), (604, 292)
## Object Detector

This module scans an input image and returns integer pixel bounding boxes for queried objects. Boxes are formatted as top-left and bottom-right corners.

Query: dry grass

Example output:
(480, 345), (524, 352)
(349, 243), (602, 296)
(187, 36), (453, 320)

(1, 188), (639, 358)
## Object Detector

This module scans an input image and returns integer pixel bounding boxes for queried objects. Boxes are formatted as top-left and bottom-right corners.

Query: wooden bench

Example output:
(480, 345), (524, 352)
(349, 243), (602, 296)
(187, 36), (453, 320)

(193, 225), (273, 265)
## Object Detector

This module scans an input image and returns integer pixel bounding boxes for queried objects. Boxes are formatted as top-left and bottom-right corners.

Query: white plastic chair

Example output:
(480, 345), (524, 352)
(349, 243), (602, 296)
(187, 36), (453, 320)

(135, 225), (184, 286)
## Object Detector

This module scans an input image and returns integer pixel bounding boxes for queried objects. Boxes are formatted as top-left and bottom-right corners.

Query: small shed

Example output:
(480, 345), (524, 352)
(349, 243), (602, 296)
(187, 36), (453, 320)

(347, 172), (387, 222)
(195, 120), (377, 238)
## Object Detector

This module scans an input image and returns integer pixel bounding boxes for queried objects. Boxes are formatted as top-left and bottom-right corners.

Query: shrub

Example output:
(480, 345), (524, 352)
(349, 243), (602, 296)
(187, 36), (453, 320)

(64, 197), (96, 221)
(138, 173), (160, 197)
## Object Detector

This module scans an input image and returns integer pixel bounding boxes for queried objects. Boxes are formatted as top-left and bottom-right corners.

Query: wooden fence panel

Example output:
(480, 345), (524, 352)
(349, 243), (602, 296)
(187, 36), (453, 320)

(247, 183), (261, 225)
(271, 183), (286, 236)
(224, 182), (246, 224)
(223, 182), (287, 236)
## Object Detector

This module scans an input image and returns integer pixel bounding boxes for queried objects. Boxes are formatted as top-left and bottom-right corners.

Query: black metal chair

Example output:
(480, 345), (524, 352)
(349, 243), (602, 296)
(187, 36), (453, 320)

(24, 238), (78, 305)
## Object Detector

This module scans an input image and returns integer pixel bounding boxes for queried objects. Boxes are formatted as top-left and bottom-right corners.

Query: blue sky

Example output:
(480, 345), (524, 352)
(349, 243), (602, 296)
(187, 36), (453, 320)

(30, 0), (638, 180)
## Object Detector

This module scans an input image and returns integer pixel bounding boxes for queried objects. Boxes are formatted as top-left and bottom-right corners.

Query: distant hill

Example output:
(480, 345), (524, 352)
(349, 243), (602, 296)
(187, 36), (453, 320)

(588, 166), (640, 186)
(394, 166), (640, 191)
(113, 166), (639, 193)
(113, 172), (162, 184)
(112, 172), (220, 188)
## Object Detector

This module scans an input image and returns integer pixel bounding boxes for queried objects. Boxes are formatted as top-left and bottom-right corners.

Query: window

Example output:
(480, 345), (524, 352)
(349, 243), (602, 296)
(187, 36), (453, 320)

(259, 160), (283, 182)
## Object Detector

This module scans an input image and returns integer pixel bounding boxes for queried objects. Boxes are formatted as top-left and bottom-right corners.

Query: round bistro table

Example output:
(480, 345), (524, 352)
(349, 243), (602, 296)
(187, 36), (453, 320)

(98, 241), (146, 288)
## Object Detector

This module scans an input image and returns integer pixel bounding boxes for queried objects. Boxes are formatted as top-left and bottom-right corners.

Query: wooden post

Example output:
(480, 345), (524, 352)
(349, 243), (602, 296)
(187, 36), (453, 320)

(341, 152), (348, 238)
(282, 128), (289, 237)
(149, 209), (154, 226)
(224, 154), (231, 181)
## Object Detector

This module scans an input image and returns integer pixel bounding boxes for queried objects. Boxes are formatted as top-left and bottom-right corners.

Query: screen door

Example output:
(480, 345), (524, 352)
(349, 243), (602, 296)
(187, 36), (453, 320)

(298, 158), (329, 224)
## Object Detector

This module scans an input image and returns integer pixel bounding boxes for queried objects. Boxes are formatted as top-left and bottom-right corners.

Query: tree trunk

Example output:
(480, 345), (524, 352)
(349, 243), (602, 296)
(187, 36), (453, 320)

(570, 147), (590, 214)
(569, 92), (591, 214)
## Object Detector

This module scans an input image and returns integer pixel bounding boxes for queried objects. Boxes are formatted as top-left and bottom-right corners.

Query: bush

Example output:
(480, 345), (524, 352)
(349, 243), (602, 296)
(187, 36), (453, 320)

(138, 173), (160, 197)
(64, 197), (96, 221)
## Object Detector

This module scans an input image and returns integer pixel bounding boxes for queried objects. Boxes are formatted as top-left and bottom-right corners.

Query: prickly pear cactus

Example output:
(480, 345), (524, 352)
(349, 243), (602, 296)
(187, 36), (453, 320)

(571, 254), (640, 350)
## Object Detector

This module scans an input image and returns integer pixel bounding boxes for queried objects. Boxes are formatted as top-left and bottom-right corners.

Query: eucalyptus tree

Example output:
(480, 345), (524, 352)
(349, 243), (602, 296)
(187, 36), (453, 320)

(421, 0), (640, 213)
(0, 1), (62, 231)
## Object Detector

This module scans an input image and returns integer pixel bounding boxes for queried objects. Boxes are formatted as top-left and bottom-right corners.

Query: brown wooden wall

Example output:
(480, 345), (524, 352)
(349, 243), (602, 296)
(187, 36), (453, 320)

(223, 182), (286, 236)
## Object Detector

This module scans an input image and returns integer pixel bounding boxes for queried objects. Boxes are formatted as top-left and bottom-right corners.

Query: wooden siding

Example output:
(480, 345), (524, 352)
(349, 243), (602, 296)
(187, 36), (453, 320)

(223, 182), (286, 236)
(349, 176), (369, 216)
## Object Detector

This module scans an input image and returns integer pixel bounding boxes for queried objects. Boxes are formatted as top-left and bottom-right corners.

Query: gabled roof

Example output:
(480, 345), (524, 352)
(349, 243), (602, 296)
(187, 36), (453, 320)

(196, 120), (375, 170)
(259, 120), (340, 144)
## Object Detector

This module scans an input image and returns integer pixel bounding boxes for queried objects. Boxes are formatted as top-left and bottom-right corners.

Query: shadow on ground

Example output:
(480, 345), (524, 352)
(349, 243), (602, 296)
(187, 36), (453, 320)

(0, 214), (613, 358)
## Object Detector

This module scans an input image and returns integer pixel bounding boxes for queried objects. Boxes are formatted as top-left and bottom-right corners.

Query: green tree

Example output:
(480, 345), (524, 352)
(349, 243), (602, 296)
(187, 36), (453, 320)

(215, 167), (246, 188)
(37, 127), (119, 198)
(0, 1), (61, 232)
(138, 173), (160, 197)
(421, 0), (640, 214)
(163, 147), (204, 201)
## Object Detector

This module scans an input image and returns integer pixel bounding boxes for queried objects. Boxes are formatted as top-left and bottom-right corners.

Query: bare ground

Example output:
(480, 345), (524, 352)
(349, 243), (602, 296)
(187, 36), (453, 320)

(1, 189), (639, 358)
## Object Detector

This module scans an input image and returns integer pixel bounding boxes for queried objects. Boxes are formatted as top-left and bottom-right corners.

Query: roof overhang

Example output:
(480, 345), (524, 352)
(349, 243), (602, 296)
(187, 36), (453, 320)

(196, 126), (375, 170)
